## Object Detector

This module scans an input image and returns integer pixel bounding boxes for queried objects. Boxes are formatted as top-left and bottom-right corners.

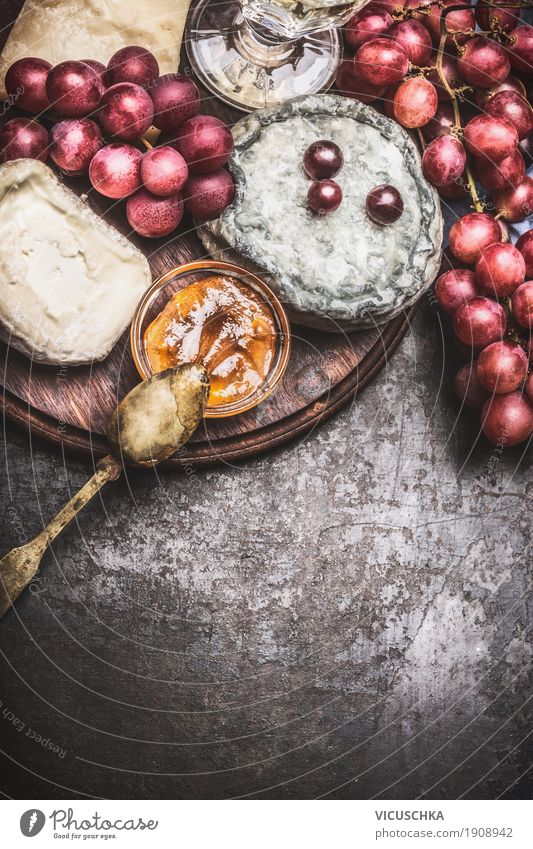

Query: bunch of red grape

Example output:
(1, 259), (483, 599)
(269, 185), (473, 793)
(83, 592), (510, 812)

(0, 47), (236, 237)
(436, 214), (533, 446)
(339, 2), (533, 447)
(339, 2), (533, 208)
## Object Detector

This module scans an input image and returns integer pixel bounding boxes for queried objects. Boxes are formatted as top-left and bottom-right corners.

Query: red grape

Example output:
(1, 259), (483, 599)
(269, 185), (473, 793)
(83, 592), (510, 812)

(0, 118), (48, 163)
(422, 135), (466, 187)
(49, 118), (103, 174)
(151, 74), (200, 134)
(427, 53), (463, 101)
(475, 242), (525, 297)
(435, 269), (478, 314)
(448, 212), (501, 264)
(511, 280), (533, 329)
(46, 60), (103, 117)
(183, 169), (235, 219)
(81, 60), (107, 81)
(365, 184), (404, 224)
(477, 340), (528, 394)
(308, 180), (343, 214)
(481, 391), (533, 446)
(99, 83), (154, 141)
(140, 146), (188, 196)
(422, 103), (455, 141)
(516, 229), (533, 276)
(106, 46), (159, 88)
(463, 114), (518, 162)
(88, 143), (142, 198)
(475, 148), (525, 192)
(126, 189), (184, 238)
(393, 77), (438, 128)
(485, 91), (533, 140)
(426, 0), (475, 47)
(354, 38), (409, 87)
(5, 57), (51, 114)
(493, 176), (533, 223)
(475, 75), (527, 109)
(389, 19), (432, 66)
(303, 141), (343, 180)
(453, 362), (491, 408)
(508, 25), (533, 75)
(457, 37), (510, 89)
(335, 60), (386, 103)
(475, 1), (519, 34)
(453, 296), (507, 347)
(344, 5), (393, 51)
(172, 115), (233, 174)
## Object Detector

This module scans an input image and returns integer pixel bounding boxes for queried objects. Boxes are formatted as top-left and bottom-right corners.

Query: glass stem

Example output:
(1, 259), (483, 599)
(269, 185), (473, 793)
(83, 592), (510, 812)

(234, 13), (300, 67)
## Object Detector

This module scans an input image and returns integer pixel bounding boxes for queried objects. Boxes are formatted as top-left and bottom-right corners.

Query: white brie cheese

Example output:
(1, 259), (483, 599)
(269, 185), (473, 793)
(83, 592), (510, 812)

(0, 0), (189, 98)
(0, 159), (151, 365)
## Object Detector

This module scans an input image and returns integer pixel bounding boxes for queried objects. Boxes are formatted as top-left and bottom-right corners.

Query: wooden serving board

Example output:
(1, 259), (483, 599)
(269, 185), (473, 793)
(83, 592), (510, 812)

(0, 1), (417, 468)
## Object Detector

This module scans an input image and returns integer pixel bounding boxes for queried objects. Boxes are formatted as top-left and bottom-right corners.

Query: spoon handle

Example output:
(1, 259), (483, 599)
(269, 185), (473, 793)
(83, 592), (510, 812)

(0, 455), (122, 618)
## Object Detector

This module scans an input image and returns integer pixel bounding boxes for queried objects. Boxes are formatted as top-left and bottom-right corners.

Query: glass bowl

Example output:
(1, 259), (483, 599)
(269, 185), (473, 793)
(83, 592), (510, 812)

(131, 260), (292, 419)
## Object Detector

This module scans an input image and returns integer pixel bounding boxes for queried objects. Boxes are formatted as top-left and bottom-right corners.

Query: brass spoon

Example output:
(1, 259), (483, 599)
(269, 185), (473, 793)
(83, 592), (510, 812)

(0, 363), (209, 618)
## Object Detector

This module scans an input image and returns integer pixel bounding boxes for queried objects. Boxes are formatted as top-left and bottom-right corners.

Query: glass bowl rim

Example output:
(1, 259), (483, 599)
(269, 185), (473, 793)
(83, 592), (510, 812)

(130, 259), (292, 419)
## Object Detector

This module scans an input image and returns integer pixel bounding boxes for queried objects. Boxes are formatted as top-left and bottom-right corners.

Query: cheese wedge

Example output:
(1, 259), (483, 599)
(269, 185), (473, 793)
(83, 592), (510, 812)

(0, 0), (190, 98)
(0, 159), (151, 365)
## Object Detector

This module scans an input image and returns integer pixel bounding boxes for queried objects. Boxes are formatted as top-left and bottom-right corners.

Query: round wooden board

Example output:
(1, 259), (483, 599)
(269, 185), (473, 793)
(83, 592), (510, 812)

(1, 305), (416, 468)
(0, 1), (419, 468)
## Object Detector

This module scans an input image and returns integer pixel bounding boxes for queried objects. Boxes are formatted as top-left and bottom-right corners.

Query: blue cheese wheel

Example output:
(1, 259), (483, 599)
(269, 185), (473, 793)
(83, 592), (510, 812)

(199, 95), (443, 331)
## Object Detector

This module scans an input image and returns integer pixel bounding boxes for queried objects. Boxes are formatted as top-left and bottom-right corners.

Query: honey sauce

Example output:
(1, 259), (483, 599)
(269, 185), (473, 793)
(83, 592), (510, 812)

(143, 275), (277, 408)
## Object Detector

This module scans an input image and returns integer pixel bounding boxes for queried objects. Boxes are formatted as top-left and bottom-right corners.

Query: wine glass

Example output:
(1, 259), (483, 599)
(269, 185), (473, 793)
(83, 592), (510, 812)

(186, 0), (370, 112)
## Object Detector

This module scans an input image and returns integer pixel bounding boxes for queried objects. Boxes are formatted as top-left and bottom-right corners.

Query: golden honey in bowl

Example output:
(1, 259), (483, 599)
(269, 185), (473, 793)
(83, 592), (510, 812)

(143, 275), (277, 408)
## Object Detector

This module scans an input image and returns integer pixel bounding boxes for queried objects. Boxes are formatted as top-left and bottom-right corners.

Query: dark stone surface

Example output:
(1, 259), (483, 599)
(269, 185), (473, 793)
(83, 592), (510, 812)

(1, 303), (531, 800)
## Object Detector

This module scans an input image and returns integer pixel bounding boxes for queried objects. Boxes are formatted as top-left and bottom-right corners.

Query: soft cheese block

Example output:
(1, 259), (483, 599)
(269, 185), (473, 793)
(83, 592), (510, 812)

(0, 159), (151, 365)
(0, 0), (190, 97)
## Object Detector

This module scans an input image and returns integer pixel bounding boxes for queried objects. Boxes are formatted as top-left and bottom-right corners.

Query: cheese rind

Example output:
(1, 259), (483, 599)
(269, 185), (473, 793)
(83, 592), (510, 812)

(0, 0), (189, 98)
(0, 159), (151, 365)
